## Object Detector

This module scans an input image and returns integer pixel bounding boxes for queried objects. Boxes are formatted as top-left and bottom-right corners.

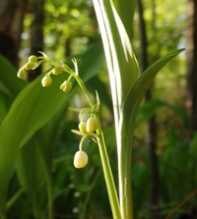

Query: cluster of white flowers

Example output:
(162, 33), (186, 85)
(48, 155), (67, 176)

(18, 53), (101, 170)
(17, 52), (73, 93)
(73, 114), (100, 169)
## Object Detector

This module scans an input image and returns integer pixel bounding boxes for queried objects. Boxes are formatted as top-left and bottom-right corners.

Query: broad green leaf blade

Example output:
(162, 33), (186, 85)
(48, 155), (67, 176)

(117, 49), (183, 219)
(93, 0), (140, 121)
(0, 92), (9, 123)
(0, 56), (26, 97)
(124, 49), (184, 125)
(0, 43), (103, 205)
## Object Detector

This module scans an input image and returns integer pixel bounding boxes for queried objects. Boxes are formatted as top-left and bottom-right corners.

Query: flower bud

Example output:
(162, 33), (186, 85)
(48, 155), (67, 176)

(41, 75), (53, 87)
(86, 116), (100, 133)
(17, 67), (28, 80)
(52, 66), (65, 75)
(28, 55), (38, 63)
(60, 80), (72, 93)
(78, 122), (86, 134)
(73, 150), (88, 169)
(25, 61), (40, 70)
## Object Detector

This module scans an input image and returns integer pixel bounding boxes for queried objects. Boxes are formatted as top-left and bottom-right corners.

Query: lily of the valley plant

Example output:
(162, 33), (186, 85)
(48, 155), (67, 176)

(16, 1), (183, 219)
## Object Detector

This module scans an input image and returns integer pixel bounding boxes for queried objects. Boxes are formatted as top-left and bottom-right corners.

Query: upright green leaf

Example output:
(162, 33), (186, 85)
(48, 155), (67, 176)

(124, 49), (184, 126)
(92, 1), (140, 218)
(115, 49), (183, 219)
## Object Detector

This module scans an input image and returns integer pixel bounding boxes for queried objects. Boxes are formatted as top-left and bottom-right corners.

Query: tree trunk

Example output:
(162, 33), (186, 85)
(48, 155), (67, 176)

(0, 0), (28, 66)
(187, 0), (197, 133)
(29, 0), (45, 79)
(65, 37), (72, 57)
(137, 0), (161, 218)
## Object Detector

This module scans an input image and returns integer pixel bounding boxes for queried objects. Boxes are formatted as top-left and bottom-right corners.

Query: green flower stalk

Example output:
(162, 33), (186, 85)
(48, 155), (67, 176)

(68, 69), (121, 219)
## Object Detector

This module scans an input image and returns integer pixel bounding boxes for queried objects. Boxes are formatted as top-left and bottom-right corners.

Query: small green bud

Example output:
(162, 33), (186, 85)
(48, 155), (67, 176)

(78, 122), (87, 134)
(25, 61), (40, 70)
(25, 62), (34, 70)
(17, 67), (28, 80)
(52, 66), (65, 75)
(28, 55), (38, 63)
(73, 150), (88, 169)
(41, 75), (53, 87)
(60, 80), (72, 93)
(86, 116), (100, 133)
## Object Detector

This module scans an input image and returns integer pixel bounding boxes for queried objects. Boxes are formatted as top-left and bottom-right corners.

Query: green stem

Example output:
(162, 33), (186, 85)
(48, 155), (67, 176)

(74, 75), (94, 108)
(79, 170), (99, 219)
(118, 123), (134, 219)
(63, 64), (94, 108)
(96, 129), (121, 219)
(40, 157), (53, 219)
(6, 188), (24, 210)
(34, 142), (53, 219)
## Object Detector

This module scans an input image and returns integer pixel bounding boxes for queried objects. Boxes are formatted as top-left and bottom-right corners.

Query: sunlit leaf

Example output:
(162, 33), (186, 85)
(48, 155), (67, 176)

(124, 49), (184, 128)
